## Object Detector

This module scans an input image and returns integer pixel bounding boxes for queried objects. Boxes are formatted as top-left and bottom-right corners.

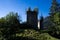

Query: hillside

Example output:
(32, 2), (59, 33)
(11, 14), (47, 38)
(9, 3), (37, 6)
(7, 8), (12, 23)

(16, 29), (59, 40)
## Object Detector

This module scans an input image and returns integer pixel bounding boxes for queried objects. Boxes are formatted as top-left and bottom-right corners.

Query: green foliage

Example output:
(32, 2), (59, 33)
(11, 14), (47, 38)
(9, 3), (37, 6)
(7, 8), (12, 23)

(48, 0), (60, 38)
(49, 0), (60, 30)
(5, 12), (20, 24)
(54, 12), (60, 25)
(49, 0), (58, 15)
(49, 12), (60, 30)
(16, 29), (59, 40)
(0, 12), (21, 40)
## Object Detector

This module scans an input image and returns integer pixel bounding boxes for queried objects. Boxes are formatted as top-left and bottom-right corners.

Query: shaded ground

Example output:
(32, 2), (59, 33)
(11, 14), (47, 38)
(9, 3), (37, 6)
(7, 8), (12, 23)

(0, 29), (59, 40)
(9, 36), (36, 40)
(48, 31), (60, 39)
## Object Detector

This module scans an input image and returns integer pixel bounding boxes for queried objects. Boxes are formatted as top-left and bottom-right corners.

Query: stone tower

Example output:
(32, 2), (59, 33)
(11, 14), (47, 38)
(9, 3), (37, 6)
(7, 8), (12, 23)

(40, 14), (44, 30)
(27, 8), (38, 29)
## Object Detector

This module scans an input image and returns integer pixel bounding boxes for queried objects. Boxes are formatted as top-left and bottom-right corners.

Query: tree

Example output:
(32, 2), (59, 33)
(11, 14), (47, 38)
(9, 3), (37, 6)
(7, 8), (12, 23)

(49, 0), (58, 15)
(0, 12), (21, 40)
(48, 0), (60, 38)
(49, 0), (60, 24)
(0, 17), (6, 28)
(49, 0), (59, 23)
(53, 12), (60, 25)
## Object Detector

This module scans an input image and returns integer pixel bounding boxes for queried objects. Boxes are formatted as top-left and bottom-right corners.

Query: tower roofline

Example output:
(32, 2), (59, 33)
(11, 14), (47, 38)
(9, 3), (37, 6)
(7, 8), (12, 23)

(27, 7), (32, 12)
(33, 8), (38, 12)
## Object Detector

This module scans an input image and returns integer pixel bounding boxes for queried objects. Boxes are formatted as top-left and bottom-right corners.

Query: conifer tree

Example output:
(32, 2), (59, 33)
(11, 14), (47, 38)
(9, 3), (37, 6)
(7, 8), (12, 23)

(49, 0), (59, 24)
(49, 0), (60, 34)
(50, 0), (58, 15)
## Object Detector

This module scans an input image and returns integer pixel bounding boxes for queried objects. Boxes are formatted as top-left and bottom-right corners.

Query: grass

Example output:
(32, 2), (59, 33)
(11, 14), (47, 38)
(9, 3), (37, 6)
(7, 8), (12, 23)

(16, 29), (59, 40)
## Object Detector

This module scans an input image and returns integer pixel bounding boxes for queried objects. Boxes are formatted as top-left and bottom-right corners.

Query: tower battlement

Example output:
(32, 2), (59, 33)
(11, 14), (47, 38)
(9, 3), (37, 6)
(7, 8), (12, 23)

(27, 8), (38, 29)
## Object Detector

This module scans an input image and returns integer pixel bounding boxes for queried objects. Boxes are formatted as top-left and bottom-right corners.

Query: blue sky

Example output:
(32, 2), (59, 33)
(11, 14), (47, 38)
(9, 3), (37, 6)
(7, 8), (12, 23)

(0, 0), (60, 22)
